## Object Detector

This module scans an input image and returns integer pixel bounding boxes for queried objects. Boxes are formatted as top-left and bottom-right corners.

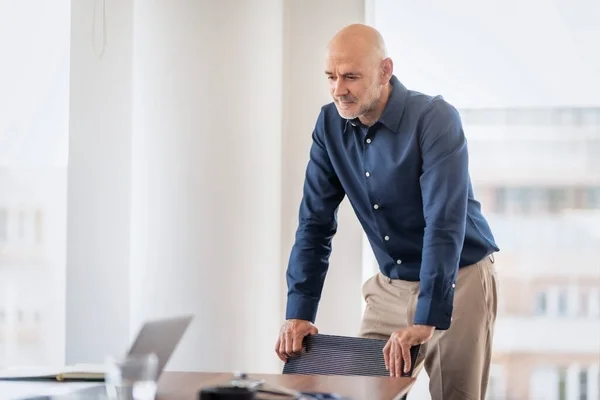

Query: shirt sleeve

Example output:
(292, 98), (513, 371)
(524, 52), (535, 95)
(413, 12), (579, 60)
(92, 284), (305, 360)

(414, 97), (469, 330)
(285, 110), (346, 322)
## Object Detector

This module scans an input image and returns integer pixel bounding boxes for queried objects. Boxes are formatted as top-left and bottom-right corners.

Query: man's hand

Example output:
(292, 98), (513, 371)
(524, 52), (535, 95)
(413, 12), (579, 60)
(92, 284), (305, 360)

(383, 325), (435, 377)
(274, 319), (318, 362)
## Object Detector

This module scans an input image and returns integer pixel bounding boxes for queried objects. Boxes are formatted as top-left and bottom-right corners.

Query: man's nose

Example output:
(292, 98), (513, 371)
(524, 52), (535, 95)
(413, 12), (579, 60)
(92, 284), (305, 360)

(333, 80), (347, 97)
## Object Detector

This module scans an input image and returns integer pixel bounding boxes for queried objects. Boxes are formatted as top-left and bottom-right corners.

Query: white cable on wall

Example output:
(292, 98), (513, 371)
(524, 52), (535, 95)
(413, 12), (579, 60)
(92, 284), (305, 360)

(92, 0), (106, 59)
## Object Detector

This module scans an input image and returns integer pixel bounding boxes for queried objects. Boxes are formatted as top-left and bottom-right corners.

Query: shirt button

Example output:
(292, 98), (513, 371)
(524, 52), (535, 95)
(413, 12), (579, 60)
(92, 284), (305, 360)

(366, 138), (372, 144)
(373, 204), (379, 210)
(396, 259), (402, 264)
(365, 172), (370, 177)
(384, 235), (389, 241)
(452, 283), (456, 288)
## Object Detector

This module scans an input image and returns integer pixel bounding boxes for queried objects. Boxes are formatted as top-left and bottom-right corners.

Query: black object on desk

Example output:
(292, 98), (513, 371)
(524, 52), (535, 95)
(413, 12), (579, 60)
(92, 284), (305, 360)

(199, 385), (256, 399)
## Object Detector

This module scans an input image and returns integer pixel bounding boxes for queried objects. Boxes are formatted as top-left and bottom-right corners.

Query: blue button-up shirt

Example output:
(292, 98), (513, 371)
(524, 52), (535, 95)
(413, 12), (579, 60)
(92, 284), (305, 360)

(285, 75), (499, 330)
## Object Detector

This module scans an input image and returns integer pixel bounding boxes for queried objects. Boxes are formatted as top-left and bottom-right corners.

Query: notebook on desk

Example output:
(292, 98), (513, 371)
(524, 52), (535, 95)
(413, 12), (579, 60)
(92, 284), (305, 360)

(0, 364), (106, 382)
(0, 314), (193, 382)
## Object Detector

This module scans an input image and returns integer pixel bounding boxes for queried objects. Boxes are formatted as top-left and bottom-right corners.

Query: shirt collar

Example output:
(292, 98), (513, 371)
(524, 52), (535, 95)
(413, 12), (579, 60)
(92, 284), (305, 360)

(343, 74), (408, 133)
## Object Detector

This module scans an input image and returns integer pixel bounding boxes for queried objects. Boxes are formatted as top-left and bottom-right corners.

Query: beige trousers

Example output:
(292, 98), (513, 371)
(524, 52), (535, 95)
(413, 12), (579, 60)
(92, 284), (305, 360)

(359, 256), (498, 400)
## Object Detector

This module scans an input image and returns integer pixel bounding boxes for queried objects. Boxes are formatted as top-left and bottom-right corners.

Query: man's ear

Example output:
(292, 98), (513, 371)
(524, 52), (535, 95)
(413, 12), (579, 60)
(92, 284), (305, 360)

(381, 57), (393, 83)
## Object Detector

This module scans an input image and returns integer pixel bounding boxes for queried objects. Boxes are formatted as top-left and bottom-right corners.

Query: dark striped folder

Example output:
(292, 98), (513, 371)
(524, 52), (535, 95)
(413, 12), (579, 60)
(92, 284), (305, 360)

(282, 333), (420, 378)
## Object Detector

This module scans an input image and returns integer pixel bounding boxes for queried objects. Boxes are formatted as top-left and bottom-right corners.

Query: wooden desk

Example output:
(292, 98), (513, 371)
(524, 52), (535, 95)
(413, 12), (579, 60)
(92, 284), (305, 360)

(157, 371), (415, 400)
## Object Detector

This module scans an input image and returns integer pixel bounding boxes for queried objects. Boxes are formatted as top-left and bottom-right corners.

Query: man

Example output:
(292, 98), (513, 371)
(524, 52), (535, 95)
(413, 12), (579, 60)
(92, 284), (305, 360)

(275, 23), (500, 400)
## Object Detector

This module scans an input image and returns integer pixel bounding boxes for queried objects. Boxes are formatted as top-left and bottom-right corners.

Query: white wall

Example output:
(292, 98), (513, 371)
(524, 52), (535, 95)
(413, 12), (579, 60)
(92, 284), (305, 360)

(67, 0), (367, 373)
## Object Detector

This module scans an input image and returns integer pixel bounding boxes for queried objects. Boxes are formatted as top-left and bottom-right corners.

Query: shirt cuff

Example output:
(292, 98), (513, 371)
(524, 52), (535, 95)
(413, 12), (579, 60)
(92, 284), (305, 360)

(414, 293), (454, 330)
(286, 294), (319, 322)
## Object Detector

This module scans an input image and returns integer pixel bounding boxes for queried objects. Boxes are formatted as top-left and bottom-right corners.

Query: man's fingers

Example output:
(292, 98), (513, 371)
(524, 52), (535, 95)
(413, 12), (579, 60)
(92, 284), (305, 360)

(401, 343), (411, 374)
(284, 332), (296, 357)
(382, 341), (390, 371)
(276, 337), (288, 362)
(291, 333), (304, 355)
(390, 342), (398, 377)
(274, 337), (281, 355)
(284, 330), (306, 358)
(275, 321), (319, 362)
(394, 342), (403, 378)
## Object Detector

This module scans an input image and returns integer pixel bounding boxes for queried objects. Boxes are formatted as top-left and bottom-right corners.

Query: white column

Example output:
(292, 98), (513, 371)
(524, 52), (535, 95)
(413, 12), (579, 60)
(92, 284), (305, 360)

(128, 0), (284, 373)
(66, 0), (134, 364)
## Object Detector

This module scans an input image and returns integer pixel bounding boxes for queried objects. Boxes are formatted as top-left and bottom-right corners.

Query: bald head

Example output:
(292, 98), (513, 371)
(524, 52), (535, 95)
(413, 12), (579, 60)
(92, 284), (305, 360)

(327, 24), (387, 66)
(324, 24), (393, 125)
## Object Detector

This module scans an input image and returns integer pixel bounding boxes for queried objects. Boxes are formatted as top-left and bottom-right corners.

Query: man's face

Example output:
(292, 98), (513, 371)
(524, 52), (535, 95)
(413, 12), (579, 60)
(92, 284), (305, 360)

(325, 52), (382, 120)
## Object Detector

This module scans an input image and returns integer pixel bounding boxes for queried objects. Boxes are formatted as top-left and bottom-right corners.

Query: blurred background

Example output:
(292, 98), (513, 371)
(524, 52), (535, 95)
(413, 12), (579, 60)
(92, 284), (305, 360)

(0, 1), (598, 399)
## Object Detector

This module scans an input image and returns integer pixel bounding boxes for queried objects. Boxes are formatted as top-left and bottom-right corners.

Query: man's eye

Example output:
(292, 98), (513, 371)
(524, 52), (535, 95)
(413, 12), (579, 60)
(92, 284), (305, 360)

(346, 76), (357, 80)
(327, 76), (336, 80)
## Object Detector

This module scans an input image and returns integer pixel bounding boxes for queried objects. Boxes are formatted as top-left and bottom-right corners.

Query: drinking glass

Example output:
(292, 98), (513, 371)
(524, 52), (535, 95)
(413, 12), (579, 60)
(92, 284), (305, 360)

(104, 353), (159, 400)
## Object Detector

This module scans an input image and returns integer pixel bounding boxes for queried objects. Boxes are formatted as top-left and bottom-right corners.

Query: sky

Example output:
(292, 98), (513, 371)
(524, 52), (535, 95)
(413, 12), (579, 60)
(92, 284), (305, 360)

(373, 0), (600, 108)
(0, 0), (70, 167)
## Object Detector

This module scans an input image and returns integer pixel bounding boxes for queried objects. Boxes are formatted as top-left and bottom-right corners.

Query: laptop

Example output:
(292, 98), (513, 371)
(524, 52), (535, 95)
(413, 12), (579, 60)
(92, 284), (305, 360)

(126, 314), (194, 377)
(0, 314), (194, 382)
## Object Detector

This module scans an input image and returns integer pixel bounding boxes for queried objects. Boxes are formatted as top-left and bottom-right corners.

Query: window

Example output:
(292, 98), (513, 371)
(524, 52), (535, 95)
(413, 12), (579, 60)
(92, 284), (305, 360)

(549, 189), (568, 213)
(371, 4), (600, 400)
(0, 1), (69, 368)
(534, 291), (547, 315)
(579, 370), (588, 400)
(587, 187), (600, 209)
(559, 367), (568, 400)
(558, 290), (569, 316)
(494, 187), (507, 213)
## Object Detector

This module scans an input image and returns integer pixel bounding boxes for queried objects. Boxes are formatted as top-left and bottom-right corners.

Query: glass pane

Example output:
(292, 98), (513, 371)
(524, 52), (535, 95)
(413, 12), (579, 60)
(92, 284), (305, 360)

(371, 2), (600, 399)
(0, 2), (69, 367)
